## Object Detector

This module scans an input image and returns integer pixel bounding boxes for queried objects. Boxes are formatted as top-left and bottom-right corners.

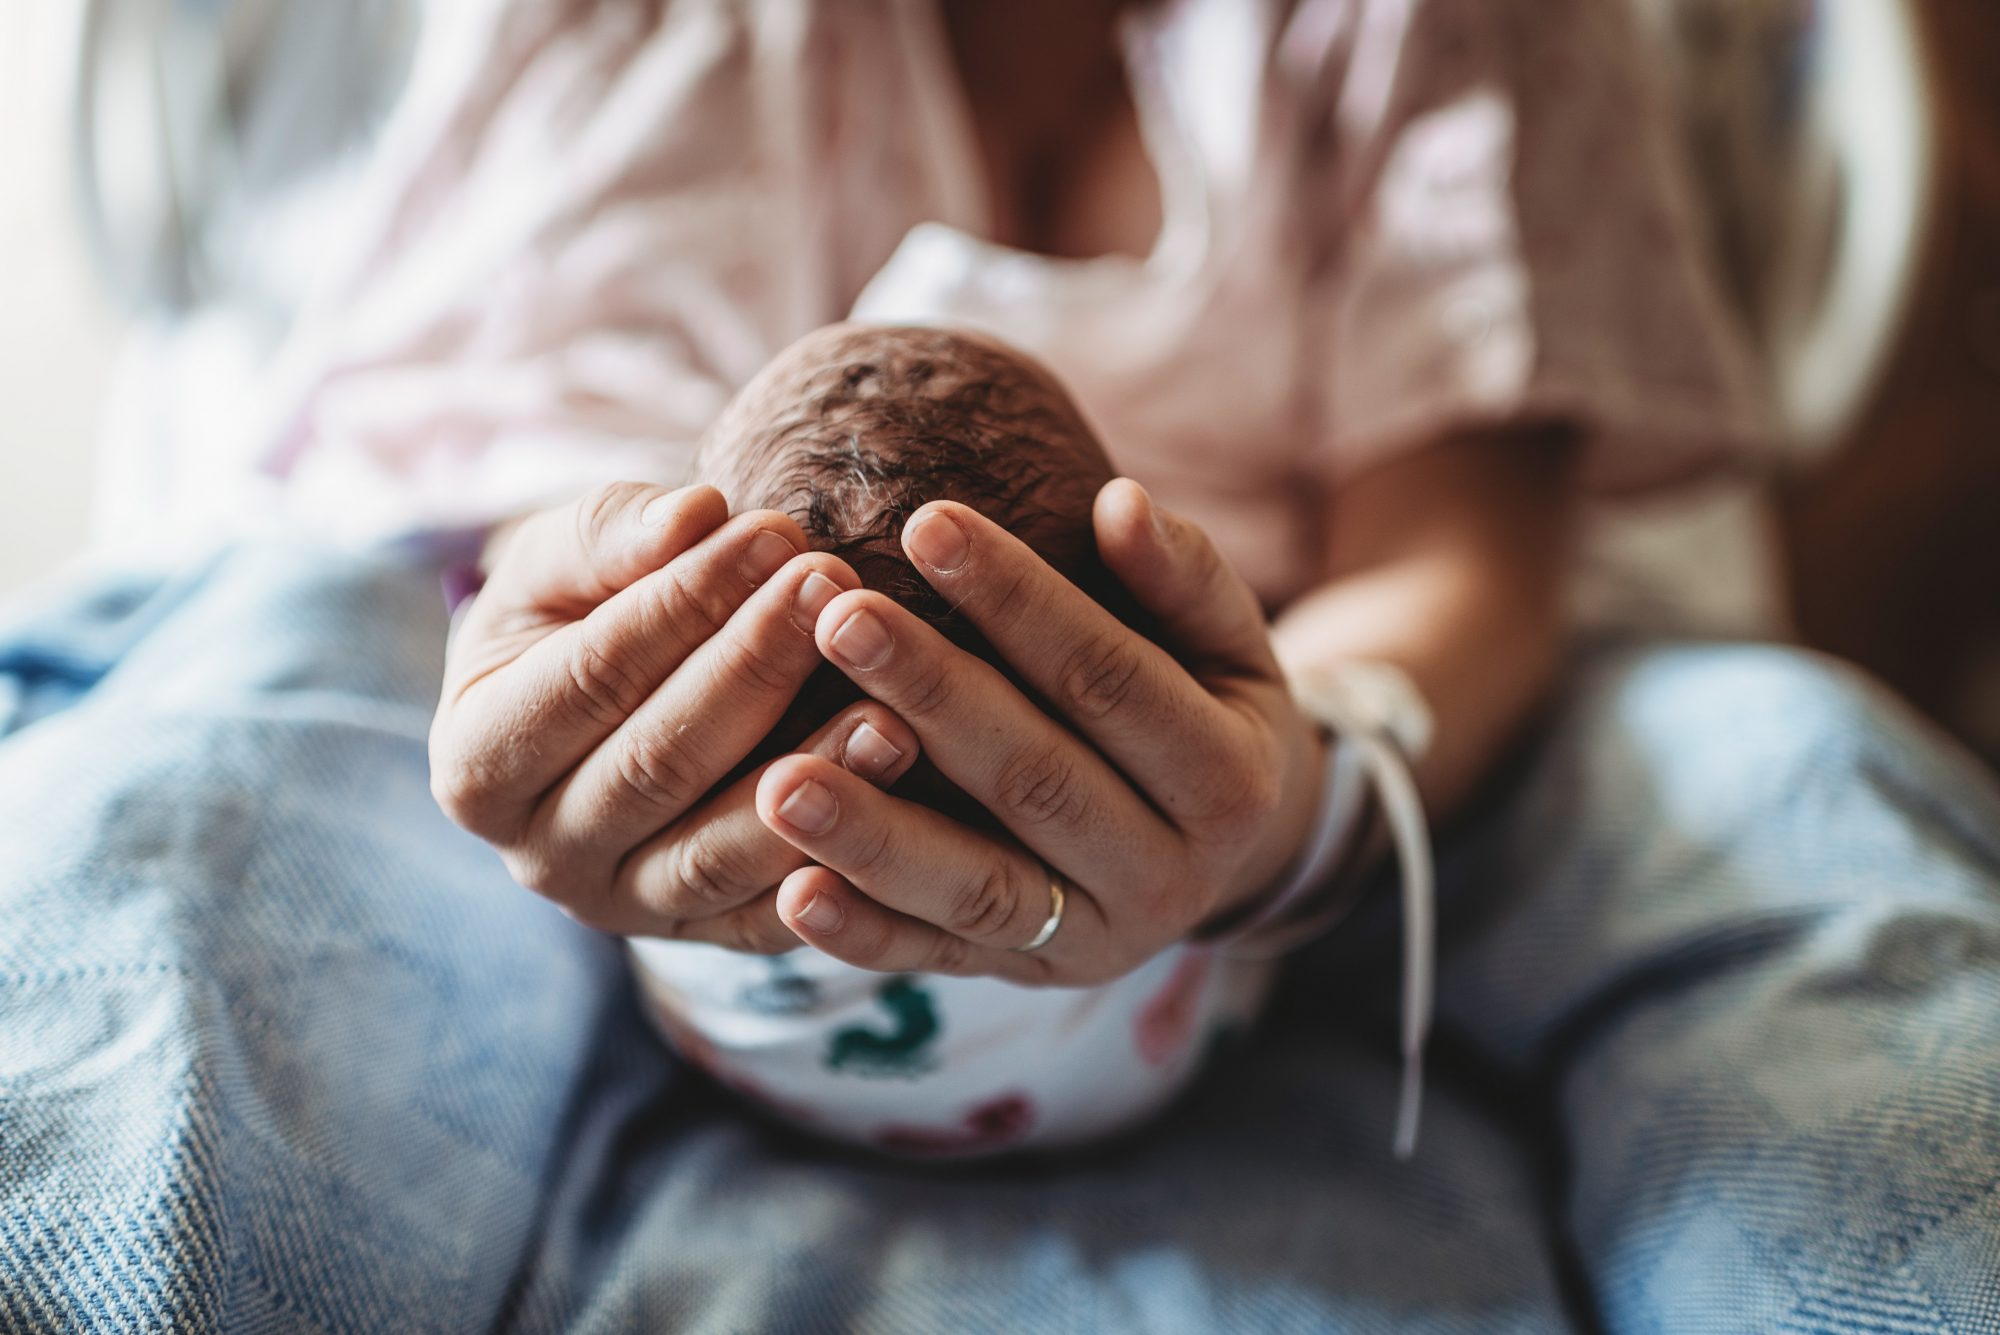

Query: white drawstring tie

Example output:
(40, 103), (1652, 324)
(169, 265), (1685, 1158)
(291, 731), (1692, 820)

(1220, 662), (1435, 1161)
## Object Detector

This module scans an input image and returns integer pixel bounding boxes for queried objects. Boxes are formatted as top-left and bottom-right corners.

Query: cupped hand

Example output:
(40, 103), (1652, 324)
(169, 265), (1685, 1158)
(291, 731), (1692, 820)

(429, 482), (922, 950)
(757, 479), (1328, 986)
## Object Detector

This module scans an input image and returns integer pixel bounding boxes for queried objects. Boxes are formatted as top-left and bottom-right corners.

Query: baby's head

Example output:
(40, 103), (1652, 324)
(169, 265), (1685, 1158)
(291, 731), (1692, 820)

(699, 322), (1126, 635)
(697, 323), (1143, 790)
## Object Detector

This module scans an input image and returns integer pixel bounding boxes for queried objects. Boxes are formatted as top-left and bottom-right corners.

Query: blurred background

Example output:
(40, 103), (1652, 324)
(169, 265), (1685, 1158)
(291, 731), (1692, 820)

(0, 4), (122, 592)
(0, 0), (1993, 761)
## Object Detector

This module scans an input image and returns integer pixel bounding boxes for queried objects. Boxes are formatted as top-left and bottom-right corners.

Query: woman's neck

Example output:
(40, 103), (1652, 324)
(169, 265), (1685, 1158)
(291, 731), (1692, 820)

(942, 0), (1131, 145)
(939, 0), (1163, 260)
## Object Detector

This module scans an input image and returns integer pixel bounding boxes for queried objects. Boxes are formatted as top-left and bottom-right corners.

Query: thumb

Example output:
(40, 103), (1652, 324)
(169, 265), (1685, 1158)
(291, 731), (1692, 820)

(490, 482), (731, 615)
(1093, 478), (1279, 677)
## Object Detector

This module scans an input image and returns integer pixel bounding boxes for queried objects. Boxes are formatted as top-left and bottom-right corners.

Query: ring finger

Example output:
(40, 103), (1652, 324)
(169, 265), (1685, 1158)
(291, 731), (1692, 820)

(754, 754), (1116, 971)
(773, 865), (1056, 985)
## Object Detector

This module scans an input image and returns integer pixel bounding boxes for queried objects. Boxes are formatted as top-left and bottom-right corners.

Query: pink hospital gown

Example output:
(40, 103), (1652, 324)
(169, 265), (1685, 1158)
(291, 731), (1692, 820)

(267, 0), (1765, 605)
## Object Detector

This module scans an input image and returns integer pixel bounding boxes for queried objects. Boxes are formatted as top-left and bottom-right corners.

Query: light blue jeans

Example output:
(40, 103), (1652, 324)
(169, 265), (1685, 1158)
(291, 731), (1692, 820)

(2, 544), (1997, 1333)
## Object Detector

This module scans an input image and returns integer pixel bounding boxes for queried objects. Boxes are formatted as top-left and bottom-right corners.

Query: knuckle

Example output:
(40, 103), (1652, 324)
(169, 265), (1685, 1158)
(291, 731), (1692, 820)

(428, 755), (479, 826)
(565, 632), (650, 730)
(1206, 761), (1280, 828)
(430, 751), (506, 837)
(843, 817), (899, 882)
(663, 829), (760, 915)
(944, 864), (1017, 940)
(986, 560), (1042, 621)
(993, 742), (1089, 831)
(610, 729), (703, 813)
(1056, 632), (1144, 724)
(923, 931), (976, 976)
(717, 628), (803, 698)
(575, 482), (637, 553)
(652, 562), (731, 644)
(896, 654), (958, 721)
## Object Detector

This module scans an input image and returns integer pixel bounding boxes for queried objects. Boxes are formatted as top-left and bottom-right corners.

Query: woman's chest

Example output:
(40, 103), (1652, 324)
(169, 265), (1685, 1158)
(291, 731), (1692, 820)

(987, 93), (1165, 264)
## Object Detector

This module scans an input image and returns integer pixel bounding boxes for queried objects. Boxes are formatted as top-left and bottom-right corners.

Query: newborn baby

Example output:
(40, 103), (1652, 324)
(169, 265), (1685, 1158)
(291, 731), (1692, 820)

(627, 325), (1277, 1156)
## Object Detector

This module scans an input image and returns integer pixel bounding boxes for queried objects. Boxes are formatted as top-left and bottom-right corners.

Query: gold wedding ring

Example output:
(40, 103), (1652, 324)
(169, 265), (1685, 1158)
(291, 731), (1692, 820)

(1013, 868), (1068, 953)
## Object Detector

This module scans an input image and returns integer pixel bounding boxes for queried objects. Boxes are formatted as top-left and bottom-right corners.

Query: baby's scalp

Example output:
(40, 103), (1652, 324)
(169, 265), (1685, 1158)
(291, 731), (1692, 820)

(697, 322), (1119, 625)
(696, 323), (1150, 804)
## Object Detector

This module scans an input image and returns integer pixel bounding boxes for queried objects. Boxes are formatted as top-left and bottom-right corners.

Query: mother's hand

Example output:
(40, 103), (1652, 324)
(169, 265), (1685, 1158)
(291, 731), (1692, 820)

(429, 482), (922, 950)
(758, 479), (1326, 986)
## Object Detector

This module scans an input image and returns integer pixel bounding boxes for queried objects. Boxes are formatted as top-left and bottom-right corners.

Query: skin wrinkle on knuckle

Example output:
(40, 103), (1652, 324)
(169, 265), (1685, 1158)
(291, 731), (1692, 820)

(565, 631), (650, 732)
(663, 828), (755, 915)
(844, 815), (898, 882)
(716, 624), (806, 698)
(652, 560), (732, 646)
(982, 558), (1043, 629)
(575, 483), (627, 556)
(894, 652), (958, 721)
(944, 862), (1018, 940)
(994, 741), (1088, 831)
(610, 728), (702, 814)
(1057, 629), (1144, 724)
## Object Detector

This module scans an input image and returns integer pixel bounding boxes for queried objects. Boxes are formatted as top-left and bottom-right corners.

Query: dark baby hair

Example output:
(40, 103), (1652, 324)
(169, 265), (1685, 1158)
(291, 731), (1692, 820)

(695, 323), (1148, 799)
(696, 323), (1125, 646)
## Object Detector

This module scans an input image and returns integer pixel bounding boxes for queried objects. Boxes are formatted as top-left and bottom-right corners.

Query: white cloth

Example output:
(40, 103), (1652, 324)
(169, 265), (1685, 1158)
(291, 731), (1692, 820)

(629, 938), (1272, 1155)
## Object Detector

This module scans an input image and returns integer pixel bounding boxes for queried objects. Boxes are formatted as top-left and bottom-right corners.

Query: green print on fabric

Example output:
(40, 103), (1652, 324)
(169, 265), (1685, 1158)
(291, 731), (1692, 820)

(825, 975), (942, 1077)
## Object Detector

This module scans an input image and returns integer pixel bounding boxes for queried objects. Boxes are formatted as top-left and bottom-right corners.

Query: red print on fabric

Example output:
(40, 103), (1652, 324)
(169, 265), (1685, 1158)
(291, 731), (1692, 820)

(1135, 949), (1213, 1067)
(873, 1094), (1037, 1157)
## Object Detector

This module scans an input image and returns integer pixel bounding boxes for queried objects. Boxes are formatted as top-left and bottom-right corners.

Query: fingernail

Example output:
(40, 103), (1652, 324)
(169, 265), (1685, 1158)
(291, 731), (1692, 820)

(904, 512), (970, 573)
(844, 721), (904, 778)
(795, 892), (844, 935)
(829, 609), (893, 670)
(640, 491), (680, 526)
(739, 530), (798, 586)
(775, 778), (837, 834)
(792, 571), (843, 633)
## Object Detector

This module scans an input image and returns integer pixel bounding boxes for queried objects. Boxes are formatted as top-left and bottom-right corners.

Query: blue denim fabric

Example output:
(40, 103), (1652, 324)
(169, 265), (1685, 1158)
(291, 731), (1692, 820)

(2, 544), (1997, 1334)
